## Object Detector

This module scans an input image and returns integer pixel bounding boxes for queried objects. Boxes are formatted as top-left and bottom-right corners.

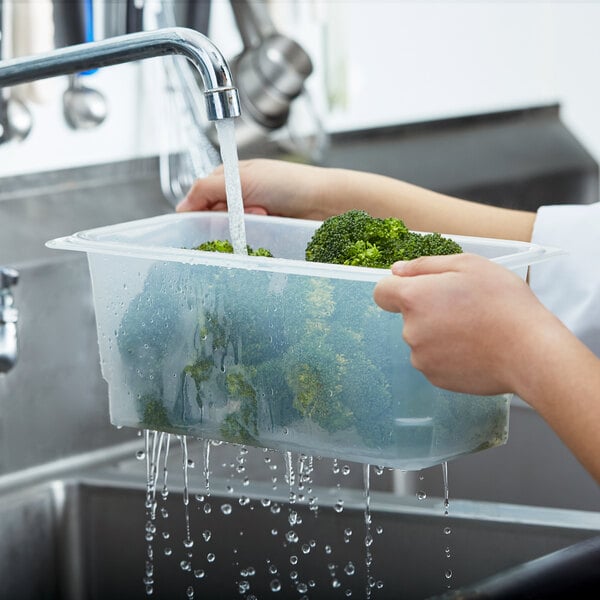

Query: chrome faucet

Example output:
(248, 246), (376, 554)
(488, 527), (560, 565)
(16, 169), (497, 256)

(0, 267), (18, 373)
(0, 27), (240, 122)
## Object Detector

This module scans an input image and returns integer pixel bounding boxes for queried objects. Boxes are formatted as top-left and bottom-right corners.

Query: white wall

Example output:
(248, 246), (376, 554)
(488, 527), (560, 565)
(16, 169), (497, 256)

(1, 1), (599, 178)
(267, 1), (600, 165)
(306, 1), (600, 165)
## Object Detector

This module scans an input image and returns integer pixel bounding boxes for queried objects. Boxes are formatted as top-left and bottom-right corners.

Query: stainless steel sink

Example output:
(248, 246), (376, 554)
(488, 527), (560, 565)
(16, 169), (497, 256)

(2, 448), (599, 600)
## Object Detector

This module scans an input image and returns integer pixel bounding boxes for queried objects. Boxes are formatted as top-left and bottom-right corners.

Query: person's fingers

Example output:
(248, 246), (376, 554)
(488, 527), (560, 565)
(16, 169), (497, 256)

(373, 275), (408, 313)
(245, 206), (268, 215)
(176, 172), (228, 212)
(391, 253), (478, 277)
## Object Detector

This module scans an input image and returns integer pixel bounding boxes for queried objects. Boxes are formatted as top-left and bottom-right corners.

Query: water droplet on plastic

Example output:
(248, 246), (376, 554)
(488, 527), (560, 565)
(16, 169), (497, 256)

(221, 503), (232, 515)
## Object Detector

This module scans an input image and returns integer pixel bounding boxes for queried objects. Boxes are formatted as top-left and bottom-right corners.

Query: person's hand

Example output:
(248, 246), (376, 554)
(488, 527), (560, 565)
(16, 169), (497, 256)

(373, 253), (561, 397)
(176, 159), (342, 220)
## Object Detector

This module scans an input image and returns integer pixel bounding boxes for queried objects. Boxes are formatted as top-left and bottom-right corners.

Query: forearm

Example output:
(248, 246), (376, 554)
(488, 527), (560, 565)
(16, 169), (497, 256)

(514, 319), (600, 482)
(324, 168), (536, 242)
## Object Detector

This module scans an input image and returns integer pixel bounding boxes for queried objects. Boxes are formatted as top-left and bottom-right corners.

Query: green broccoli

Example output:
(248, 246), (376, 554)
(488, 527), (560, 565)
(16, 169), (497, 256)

(305, 210), (462, 268)
(219, 367), (260, 444)
(193, 240), (273, 257)
(278, 277), (395, 446)
(140, 396), (172, 431)
(118, 215), (464, 454)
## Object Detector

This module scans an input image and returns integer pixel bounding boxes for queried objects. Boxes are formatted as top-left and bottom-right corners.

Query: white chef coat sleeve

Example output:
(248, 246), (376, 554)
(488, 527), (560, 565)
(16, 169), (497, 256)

(529, 202), (600, 357)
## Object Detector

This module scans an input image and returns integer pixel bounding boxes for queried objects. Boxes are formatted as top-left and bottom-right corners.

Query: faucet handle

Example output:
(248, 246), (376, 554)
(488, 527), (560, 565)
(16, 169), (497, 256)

(0, 267), (19, 290)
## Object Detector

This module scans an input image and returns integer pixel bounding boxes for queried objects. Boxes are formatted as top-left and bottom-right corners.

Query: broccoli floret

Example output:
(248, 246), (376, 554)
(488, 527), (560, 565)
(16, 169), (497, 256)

(140, 396), (172, 430)
(193, 240), (273, 257)
(219, 367), (260, 444)
(184, 357), (213, 411)
(305, 210), (461, 268)
(117, 263), (195, 429)
(279, 278), (394, 445)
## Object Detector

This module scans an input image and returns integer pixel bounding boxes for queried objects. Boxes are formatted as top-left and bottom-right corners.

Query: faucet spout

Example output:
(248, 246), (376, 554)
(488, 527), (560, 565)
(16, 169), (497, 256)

(0, 27), (240, 121)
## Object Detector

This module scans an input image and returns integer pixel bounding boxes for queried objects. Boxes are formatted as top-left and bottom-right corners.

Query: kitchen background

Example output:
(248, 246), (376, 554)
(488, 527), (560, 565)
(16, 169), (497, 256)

(1, 1), (600, 181)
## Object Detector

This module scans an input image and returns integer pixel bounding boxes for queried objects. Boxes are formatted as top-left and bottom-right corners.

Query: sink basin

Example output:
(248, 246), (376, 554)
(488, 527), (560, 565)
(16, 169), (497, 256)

(2, 455), (599, 600)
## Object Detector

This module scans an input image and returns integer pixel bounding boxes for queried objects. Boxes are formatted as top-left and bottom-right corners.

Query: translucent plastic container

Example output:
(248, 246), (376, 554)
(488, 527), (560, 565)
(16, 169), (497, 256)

(47, 213), (560, 470)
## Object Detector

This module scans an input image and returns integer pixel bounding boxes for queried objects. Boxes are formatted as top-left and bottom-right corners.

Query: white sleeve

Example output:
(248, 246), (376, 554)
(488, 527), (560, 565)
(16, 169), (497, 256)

(529, 202), (600, 357)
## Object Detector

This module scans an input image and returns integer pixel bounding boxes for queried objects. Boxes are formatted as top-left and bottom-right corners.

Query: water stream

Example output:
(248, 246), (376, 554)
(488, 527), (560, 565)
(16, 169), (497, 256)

(139, 436), (398, 598)
(214, 119), (248, 255)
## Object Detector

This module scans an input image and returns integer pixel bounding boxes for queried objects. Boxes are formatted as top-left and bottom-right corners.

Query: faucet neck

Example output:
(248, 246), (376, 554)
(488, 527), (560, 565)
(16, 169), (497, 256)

(0, 27), (240, 121)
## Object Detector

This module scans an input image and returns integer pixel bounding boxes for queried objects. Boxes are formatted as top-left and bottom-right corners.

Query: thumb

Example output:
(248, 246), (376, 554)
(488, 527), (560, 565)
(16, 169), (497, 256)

(176, 172), (227, 213)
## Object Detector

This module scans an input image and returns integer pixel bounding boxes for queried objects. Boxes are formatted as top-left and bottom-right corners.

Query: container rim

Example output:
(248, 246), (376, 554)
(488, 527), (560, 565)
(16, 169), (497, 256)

(46, 212), (564, 281)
